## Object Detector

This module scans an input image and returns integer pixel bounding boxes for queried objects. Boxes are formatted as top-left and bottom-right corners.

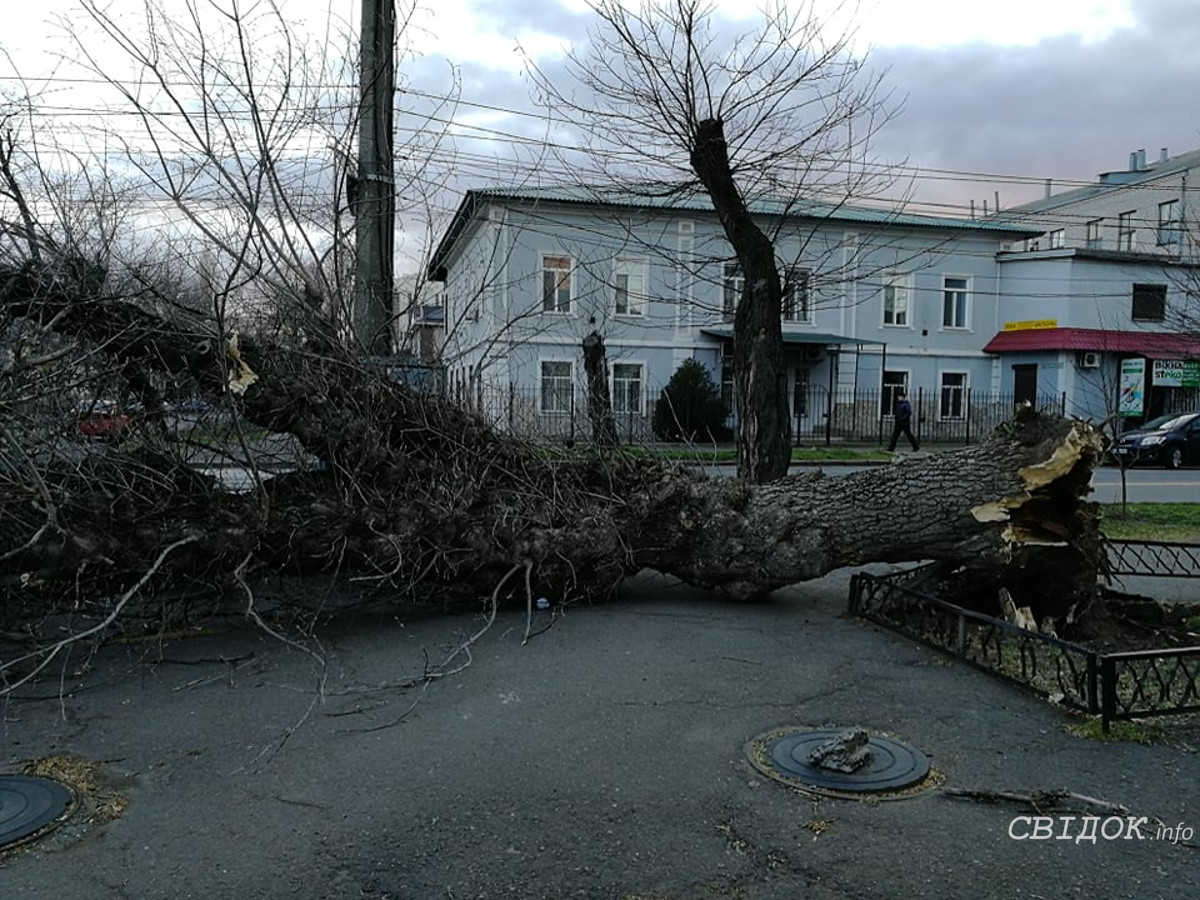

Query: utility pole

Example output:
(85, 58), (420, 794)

(354, 0), (396, 357)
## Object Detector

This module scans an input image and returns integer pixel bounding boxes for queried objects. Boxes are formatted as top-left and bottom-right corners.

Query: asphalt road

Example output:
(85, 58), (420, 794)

(768, 463), (1200, 505)
(2, 568), (1196, 899)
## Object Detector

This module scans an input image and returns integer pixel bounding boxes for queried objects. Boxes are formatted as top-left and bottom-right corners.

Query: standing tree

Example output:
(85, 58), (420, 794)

(528, 0), (897, 481)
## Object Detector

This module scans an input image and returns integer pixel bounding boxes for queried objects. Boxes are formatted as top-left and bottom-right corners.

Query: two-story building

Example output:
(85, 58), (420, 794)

(427, 185), (1043, 442)
(993, 148), (1200, 425)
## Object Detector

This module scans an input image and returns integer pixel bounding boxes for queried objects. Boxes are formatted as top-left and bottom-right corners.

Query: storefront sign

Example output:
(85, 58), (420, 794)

(1151, 359), (1200, 388)
(1002, 319), (1058, 331)
(1119, 358), (1146, 417)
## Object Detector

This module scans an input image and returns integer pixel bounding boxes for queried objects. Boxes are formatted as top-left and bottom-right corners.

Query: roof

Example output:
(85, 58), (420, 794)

(700, 326), (884, 347)
(983, 327), (1200, 359)
(428, 184), (1041, 280)
(1004, 147), (1200, 216)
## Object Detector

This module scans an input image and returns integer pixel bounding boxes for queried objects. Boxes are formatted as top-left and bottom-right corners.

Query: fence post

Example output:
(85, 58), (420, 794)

(1100, 655), (1115, 732)
(964, 387), (972, 446)
(824, 386), (833, 446)
(916, 385), (924, 446)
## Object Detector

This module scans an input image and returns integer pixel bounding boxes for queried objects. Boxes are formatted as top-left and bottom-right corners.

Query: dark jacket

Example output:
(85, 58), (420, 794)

(894, 399), (912, 424)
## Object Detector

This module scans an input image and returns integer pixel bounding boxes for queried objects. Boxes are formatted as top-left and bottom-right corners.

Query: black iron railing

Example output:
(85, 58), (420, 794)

(849, 569), (1200, 730)
(849, 572), (1098, 714)
(1103, 539), (1200, 578)
(1101, 649), (1200, 726)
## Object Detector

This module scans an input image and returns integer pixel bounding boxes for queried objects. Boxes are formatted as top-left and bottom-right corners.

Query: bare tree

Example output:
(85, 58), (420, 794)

(527, 0), (899, 481)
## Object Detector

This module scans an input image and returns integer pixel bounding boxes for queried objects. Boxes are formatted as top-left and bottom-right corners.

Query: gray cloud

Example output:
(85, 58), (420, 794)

(869, 0), (1200, 207)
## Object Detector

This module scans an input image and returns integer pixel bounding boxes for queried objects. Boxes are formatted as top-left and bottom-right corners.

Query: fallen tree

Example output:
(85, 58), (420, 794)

(1, 265), (1106, 655)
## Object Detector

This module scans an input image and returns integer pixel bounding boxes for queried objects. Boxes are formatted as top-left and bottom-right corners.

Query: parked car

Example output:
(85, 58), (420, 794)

(1111, 412), (1200, 469)
(72, 400), (133, 441)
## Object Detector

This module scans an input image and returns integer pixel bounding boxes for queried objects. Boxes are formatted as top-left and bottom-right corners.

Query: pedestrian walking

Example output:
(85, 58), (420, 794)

(888, 391), (919, 452)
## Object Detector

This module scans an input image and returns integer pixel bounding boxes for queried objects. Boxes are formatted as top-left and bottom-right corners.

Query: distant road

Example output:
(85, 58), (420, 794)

(705, 462), (1200, 504)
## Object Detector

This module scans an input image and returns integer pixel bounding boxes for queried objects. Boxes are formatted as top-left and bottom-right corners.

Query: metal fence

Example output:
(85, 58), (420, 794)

(446, 379), (1067, 447)
(849, 564), (1200, 731)
(1104, 539), (1200, 578)
(848, 569), (1099, 714)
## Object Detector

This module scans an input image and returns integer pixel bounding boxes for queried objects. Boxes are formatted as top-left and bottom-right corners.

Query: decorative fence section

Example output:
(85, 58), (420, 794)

(1104, 539), (1200, 578)
(849, 571), (1098, 715)
(1100, 649), (1200, 727)
(448, 380), (1068, 448)
(849, 568), (1200, 730)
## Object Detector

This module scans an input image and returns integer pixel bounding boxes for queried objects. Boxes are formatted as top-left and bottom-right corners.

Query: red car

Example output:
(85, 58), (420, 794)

(73, 401), (133, 440)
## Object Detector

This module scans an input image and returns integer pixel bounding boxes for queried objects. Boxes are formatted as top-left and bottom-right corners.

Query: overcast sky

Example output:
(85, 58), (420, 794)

(3, 0), (1197, 228)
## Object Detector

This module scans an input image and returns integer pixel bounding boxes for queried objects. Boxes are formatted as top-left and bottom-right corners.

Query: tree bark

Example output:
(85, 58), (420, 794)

(582, 330), (619, 449)
(690, 117), (791, 483)
(0, 264), (1106, 641)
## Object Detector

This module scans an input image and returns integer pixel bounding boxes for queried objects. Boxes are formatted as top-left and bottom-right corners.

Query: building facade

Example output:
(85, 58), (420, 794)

(426, 185), (1045, 443)
(993, 148), (1200, 425)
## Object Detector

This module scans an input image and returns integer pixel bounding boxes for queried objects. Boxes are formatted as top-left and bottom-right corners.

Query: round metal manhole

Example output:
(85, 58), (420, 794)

(748, 727), (936, 800)
(0, 775), (73, 848)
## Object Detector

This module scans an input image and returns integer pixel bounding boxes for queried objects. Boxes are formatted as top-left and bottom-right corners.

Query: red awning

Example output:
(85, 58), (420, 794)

(983, 327), (1200, 359)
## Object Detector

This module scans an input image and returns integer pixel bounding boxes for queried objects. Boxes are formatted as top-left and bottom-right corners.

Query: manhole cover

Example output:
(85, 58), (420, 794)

(0, 775), (73, 848)
(749, 727), (934, 799)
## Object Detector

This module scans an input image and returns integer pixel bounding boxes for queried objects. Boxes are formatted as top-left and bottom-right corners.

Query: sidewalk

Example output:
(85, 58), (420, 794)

(2, 567), (1196, 899)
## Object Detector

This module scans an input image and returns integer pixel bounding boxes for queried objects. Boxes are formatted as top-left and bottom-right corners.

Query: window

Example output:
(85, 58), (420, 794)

(540, 361), (573, 413)
(782, 268), (813, 323)
(1158, 200), (1181, 246)
(721, 361), (735, 414)
(881, 370), (908, 416)
(942, 277), (969, 329)
(614, 258), (647, 315)
(1117, 211), (1136, 251)
(1086, 218), (1103, 250)
(722, 263), (743, 320)
(1048, 229), (1065, 249)
(882, 274), (910, 326)
(541, 255), (572, 313)
(1131, 283), (1167, 322)
(940, 372), (967, 420)
(612, 363), (644, 415)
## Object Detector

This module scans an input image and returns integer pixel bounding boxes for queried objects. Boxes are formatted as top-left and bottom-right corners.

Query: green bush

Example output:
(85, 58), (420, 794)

(652, 358), (730, 443)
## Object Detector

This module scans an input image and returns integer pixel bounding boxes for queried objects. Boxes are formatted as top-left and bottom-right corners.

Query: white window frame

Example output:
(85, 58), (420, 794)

(882, 273), (911, 327)
(881, 370), (910, 417)
(1158, 199), (1180, 246)
(1048, 229), (1065, 250)
(1086, 218), (1103, 249)
(613, 257), (648, 316)
(611, 362), (645, 416)
(1117, 211), (1136, 251)
(939, 371), (968, 421)
(941, 276), (970, 330)
(539, 360), (574, 414)
(541, 254), (572, 314)
(782, 268), (814, 324)
(722, 263), (743, 320)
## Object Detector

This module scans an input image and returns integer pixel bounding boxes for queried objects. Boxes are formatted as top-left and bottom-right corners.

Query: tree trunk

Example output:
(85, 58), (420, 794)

(690, 117), (791, 483)
(0, 264), (1106, 645)
(582, 330), (619, 449)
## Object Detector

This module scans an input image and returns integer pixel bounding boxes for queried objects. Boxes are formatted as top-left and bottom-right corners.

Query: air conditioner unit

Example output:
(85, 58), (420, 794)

(1080, 351), (1101, 368)
(802, 346), (823, 362)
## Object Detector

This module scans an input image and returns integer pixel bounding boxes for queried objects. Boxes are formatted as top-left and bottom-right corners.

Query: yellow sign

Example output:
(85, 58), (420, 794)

(1003, 319), (1058, 332)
